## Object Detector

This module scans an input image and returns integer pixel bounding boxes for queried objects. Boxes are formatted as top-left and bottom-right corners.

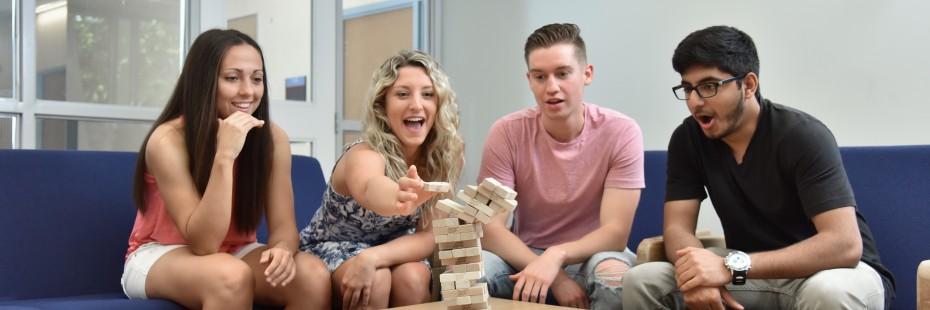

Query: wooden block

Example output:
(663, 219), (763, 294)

(438, 250), (454, 260)
(454, 279), (474, 289)
(441, 255), (482, 266)
(440, 281), (456, 290)
(464, 246), (481, 257)
(436, 199), (476, 223)
(446, 302), (489, 310)
(463, 185), (479, 198)
(493, 185), (517, 199)
(423, 181), (451, 192)
(480, 177), (502, 191)
(470, 198), (495, 214)
(475, 211), (493, 224)
(456, 190), (474, 203)
(433, 217), (460, 228)
(435, 223), (477, 235)
(476, 184), (494, 198)
(457, 231), (480, 241)
(460, 203), (480, 216)
(437, 239), (480, 250)
(478, 193), (494, 205)
(489, 198), (517, 211)
(448, 262), (482, 273)
(441, 282), (487, 299)
(439, 270), (482, 283)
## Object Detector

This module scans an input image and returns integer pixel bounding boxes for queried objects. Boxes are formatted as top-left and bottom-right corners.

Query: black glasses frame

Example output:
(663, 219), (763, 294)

(672, 73), (747, 100)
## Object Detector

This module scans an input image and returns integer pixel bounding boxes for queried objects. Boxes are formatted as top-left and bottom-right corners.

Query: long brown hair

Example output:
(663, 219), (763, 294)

(132, 29), (272, 234)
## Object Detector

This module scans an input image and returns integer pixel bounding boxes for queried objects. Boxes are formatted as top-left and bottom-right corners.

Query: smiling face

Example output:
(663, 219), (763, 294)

(385, 66), (437, 158)
(215, 44), (264, 119)
(680, 66), (754, 141)
(526, 43), (592, 124)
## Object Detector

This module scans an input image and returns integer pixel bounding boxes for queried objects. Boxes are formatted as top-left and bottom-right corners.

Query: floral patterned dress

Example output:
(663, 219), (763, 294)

(299, 142), (426, 272)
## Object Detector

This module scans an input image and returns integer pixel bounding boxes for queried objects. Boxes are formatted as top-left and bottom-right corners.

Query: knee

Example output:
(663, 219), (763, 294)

(293, 253), (332, 291)
(391, 263), (430, 295)
(206, 256), (254, 299)
(623, 262), (671, 288)
(594, 259), (630, 288)
(796, 275), (863, 308)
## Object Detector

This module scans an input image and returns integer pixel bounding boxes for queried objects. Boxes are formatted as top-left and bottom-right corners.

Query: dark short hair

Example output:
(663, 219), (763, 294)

(524, 23), (587, 66)
(672, 25), (762, 100)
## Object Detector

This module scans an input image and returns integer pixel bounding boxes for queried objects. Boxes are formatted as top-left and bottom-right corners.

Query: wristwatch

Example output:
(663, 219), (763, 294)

(724, 251), (751, 285)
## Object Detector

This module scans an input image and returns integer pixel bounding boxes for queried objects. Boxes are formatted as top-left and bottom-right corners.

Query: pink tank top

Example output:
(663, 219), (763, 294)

(125, 173), (257, 259)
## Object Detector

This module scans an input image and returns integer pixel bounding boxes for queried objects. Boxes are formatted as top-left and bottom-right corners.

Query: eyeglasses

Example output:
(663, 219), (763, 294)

(672, 73), (747, 100)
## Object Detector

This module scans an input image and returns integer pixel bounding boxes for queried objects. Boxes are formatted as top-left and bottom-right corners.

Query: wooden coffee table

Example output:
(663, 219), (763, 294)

(388, 297), (572, 309)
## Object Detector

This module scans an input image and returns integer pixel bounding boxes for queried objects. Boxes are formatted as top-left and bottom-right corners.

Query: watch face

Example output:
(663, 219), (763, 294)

(726, 252), (751, 271)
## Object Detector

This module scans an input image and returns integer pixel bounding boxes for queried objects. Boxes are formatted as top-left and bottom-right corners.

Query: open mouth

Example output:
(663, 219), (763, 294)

(404, 117), (425, 130)
(233, 102), (251, 110)
(695, 114), (715, 129)
(545, 99), (564, 105)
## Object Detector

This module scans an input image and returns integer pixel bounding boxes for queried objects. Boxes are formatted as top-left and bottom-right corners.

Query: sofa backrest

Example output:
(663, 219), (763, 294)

(841, 145), (930, 309)
(629, 150), (667, 252)
(0, 149), (327, 301)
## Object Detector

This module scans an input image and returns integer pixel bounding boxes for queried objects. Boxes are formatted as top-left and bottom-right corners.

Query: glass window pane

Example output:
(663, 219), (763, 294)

(0, 113), (15, 148)
(1, 0), (13, 98)
(35, 0), (182, 107)
(37, 117), (151, 151)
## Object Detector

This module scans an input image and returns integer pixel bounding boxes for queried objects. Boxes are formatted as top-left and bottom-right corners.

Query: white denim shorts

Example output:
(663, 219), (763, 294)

(121, 242), (263, 299)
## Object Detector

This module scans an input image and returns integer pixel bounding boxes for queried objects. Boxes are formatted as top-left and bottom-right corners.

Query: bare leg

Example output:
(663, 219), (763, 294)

(146, 247), (254, 310)
(389, 261), (432, 307)
(242, 246), (332, 309)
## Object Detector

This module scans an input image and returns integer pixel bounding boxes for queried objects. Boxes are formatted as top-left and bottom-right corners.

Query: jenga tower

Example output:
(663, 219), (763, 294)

(431, 178), (517, 310)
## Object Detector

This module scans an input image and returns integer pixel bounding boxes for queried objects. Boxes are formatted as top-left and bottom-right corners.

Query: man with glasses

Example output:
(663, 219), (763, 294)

(622, 25), (894, 309)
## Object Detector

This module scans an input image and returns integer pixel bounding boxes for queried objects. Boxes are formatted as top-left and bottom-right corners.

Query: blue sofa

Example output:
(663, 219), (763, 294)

(2, 146), (927, 309)
(628, 145), (930, 310)
(0, 150), (326, 309)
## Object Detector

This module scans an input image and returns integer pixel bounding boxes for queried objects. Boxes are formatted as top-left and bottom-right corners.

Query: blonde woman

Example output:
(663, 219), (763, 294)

(299, 49), (464, 309)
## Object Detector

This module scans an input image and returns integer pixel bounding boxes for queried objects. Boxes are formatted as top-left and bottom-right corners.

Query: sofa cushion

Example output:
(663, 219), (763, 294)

(0, 150), (139, 300)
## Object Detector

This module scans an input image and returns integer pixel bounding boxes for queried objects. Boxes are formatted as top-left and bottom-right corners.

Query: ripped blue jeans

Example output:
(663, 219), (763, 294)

(479, 248), (636, 309)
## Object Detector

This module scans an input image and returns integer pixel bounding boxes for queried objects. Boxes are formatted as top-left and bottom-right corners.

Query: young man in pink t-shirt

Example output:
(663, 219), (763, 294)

(477, 23), (645, 309)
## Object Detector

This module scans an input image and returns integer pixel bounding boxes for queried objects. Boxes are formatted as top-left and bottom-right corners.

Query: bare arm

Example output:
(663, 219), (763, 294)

(149, 113), (264, 255)
(355, 219), (437, 269)
(545, 188), (640, 265)
(674, 206), (861, 291)
(264, 124), (299, 254)
(748, 206), (862, 278)
(338, 143), (432, 217)
(663, 199), (704, 263)
(479, 209), (540, 271)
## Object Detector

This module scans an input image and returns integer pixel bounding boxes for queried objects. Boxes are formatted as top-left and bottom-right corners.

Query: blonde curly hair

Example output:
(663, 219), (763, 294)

(360, 49), (464, 224)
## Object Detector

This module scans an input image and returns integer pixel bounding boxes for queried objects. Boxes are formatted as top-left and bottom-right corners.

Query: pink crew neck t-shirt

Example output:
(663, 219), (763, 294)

(125, 173), (257, 259)
(477, 103), (644, 249)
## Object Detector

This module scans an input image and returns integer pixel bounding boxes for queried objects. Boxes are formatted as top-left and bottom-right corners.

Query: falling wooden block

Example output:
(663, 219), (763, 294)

(423, 181), (452, 193)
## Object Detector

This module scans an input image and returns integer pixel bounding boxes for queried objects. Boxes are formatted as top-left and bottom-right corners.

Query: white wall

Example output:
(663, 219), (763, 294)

(437, 0), (930, 234)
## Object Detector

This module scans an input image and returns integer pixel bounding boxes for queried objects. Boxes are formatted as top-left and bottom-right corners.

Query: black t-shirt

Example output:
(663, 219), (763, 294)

(666, 99), (895, 303)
